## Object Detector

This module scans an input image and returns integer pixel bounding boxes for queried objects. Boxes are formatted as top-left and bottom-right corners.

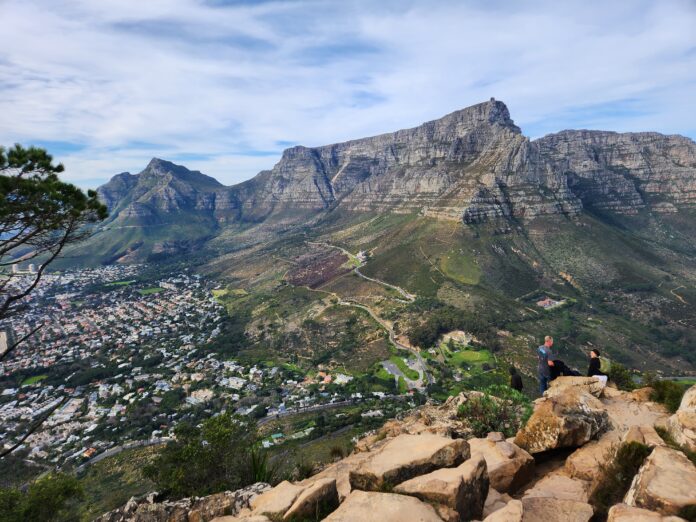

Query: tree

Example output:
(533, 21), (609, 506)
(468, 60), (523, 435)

(143, 413), (260, 499)
(0, 473), (83, 522)
(0, 144), (107, 361)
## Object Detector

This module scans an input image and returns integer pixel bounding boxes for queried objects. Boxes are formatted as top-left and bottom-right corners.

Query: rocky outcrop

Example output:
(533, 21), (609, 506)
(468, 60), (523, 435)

(468, 432), (534, 493)
(349, 433), (469, 491)
(667, 384), (696, 453)
(393, 455), (489, 520)
(323, 490), (443, 521)
(607, 503), (688, 521)
(95, 483), (270, 522)
(624, 446), (696, 515)
(513, 386), (610, 454)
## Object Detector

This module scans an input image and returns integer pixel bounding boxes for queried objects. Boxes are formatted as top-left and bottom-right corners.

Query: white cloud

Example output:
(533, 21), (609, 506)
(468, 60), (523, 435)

(0, 0), (694, 188)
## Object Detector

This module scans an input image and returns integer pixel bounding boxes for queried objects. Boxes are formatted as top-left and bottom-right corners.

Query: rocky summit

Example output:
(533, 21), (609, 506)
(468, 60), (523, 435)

(98, 379), (696, 522)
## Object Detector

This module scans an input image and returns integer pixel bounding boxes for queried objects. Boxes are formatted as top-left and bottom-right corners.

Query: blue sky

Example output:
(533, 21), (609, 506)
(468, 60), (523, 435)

(1, 0), (695, 188)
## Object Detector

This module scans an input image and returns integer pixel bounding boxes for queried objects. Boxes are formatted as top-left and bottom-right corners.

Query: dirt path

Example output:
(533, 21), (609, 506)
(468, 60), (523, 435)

(670, 285), (688, 305)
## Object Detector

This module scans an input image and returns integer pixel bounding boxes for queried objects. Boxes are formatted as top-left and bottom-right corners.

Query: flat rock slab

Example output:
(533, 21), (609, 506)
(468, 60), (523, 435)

(349, 433), (469, 491)
(282, 478), (338, 520)
(514, 389), (609, 454)
(323, 490), (443, 522)
(483, 487), (513, 518)
(564, 435), (615, 482)
(299, 447), (374, 501)
(522, 472), (591, 502)
(625, 446), (696, 515)
(607, 503), (688, 521)
(483, 499), (523, 521)
(667, 384), (696, 453)
(520, 497), (594, 522)
(469, 436), (534, 493)
(546, 376), (605, 398)
(249, 481), (305, 518)
(394, 456), (488, 521)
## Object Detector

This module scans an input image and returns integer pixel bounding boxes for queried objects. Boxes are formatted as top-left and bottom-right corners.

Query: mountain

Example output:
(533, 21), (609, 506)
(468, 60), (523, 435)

(72, 99), (696, 373)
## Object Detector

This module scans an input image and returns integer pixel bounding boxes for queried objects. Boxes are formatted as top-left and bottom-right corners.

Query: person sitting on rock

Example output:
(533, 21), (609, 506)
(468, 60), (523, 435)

(587, 349), (608, 386)
(509, 366), (523, 392)
(549, 359), (581, 380)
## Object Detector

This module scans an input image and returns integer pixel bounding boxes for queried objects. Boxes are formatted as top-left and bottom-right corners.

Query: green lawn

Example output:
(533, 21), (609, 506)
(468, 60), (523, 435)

(22, 375), (48, 386)
(105, 280), (136, 287)
(137, 287), (165, 296)
(389, 355), (420, 380)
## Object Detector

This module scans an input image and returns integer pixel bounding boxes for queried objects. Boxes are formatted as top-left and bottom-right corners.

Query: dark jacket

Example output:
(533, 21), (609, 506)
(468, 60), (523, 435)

(550, 359), (581, 380)
(587, 358), (605, 377)
(510, 373), (523, 392)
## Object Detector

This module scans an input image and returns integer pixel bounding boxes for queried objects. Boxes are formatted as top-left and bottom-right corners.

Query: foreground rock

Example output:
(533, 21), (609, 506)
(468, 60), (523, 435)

(607, 503), (688, 521)
(667, 384), (696, 453)
(623, 425), (666, 448)
(520, 497), (594, 522)
(545, 376), (605, 398)
(469, 432), (534, 492)
(394, 455), (488, 520)
(95, 483), (271, 522)
(514, 385), (609, 454)
(323, 490), (442, 522)
(522, 472), (591, 502)
(625, 446), (696, 515)
(349, 433), (469, 491)
(248, 478), (338, 519)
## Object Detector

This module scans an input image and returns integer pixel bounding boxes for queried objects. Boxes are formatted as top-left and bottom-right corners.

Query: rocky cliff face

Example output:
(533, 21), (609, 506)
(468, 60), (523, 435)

(99, 99), (696, 230)
(97, 379), (696, 522)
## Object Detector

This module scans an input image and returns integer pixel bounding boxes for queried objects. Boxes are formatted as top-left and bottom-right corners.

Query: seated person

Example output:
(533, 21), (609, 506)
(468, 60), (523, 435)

(549, 359), (581, 380)
(509, 366), (523, 392)
(587, 349), (608, 386)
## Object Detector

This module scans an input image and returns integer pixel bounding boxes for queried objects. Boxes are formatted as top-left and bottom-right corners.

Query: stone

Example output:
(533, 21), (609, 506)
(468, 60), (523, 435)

(520, 497), (594, 522)
(483, 488), (513, 518)
(629, 388), (656, 403)
(513, 388), (609, 454)
(394, 455), (488, 520)
(249, 481), (305, 518)
(522, 473), (591, 502)
(210, 517), (271, 522)
(468, 436), (534, 493)
(565, 436), (615, 482)
(282, 478), (338, 520)
(483, 499), (524, 522)
(607, 503), (688, 521)
(298, 447), (374, 501)
(623, 425), (666, 448)
(667, 384), (696, 453)
(546, 376), (605, 398)
(322, 490), (443, 522)
(624, 446), (696, 515)
(349, 433), (469, 491)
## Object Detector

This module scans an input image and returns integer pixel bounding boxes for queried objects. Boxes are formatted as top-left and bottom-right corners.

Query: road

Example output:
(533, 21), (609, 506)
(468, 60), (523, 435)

(257, 400), (355, 426)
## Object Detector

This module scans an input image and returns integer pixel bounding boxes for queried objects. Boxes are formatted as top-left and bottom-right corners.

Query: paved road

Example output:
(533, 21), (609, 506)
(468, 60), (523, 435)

(257, 400), (355, 426)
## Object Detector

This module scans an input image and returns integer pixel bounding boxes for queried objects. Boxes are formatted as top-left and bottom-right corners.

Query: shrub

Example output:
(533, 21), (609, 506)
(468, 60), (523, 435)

(143, 413), (259, 499)
(329, 445), (345, 460)
(590, 441), (652, 519)
(645, 376), (687, 413)
(0, 473), (83, 522)
(606, 362), (636, 391)
(457, 384), (532, 438)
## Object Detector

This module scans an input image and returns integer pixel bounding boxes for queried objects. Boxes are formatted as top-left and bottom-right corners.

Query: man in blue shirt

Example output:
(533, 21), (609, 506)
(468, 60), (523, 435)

(537, 335), (555, 394)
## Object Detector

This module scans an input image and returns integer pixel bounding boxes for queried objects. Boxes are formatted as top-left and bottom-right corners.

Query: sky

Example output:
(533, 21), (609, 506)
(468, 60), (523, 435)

(1, 0), (695, 188)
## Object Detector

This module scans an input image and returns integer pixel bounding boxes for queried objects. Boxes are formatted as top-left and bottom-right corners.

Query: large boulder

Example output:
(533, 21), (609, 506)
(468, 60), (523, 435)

(483, 499), (524, 521)
(514, 388), (609, 454)
(522, 472), (591, 503)
(469, 433), (534, 493)
(546, 376), (605, 398)
(564, 436), (615, 483)
(624, 446), (696, 515)
(349, 433), (469, 491)
(282, 478), (338, 520)
(249, 481), (305, 518)
(667, 384), (696, 453)
(298, 447), (374, 501)
(623, 425), (666, 448)
(322, 490), (443, 522)
(394, 455), (489, 521)
(607, 503), (688, 521)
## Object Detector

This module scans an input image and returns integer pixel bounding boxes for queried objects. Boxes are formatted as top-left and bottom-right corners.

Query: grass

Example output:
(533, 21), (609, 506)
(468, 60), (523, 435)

(389, 355), (420, 381)
(105, 280), (136, 287)
(137, 287), (165, 296)
(440, 249), (481, 285)
(76, 445), (158, 521)
(447, 348), (493, 367)
(21, 375), (48, 386)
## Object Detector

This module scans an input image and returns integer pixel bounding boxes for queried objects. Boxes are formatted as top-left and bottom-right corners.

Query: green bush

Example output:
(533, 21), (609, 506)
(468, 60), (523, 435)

(590, 441), (652, 519)
(0, 473), (83, 522)
(143, 413), (262, 499)
(606, 362), (636, 391)
(457, 384), (532, 438)
(645, 376), (687, 413)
